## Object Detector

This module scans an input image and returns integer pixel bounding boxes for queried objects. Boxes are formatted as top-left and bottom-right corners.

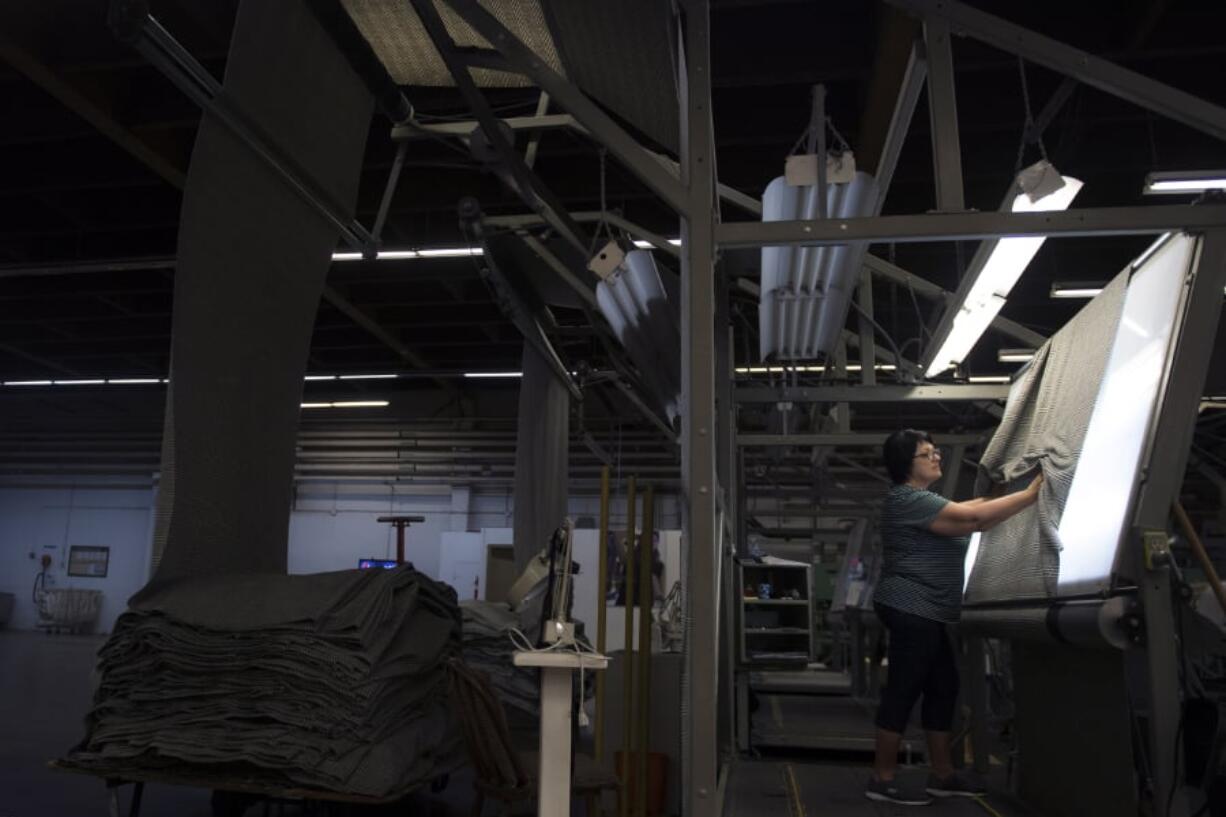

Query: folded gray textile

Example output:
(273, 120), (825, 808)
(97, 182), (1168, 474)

(461, 592), (594, 716)
(462, 599), (543, 715)
(964, 272), (1128, 603)
(67, 567), (463, 798)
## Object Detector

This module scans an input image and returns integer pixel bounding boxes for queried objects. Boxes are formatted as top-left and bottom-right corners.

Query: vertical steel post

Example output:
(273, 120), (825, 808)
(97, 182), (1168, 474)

(857, 270), (877, 385)
(923, 17), (965, 211)
(679, 1), (720, 813)
(596, 466), (611, 764)
(1129, 229), (1226, 817)
(620, 476), (637, 817)
(636, 486), (656, 817)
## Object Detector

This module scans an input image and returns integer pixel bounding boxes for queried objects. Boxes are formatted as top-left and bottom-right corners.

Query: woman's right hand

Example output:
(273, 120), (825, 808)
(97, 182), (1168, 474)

(1026, 472), (1044, 496)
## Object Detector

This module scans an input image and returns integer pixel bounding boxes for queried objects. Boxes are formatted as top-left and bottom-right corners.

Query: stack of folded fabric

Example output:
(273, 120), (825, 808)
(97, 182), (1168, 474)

(460, 589), (594, 717)
(460, 597), (546, 715)
(65, 566), (462, 799)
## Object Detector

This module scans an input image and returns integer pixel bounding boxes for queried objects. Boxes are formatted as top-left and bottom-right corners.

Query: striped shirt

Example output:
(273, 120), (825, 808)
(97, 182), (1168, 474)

(873, 484), (970, 623)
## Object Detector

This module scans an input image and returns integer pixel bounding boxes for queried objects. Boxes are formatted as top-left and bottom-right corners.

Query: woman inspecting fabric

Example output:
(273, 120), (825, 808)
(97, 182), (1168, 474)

(865, 428), (1041, 806)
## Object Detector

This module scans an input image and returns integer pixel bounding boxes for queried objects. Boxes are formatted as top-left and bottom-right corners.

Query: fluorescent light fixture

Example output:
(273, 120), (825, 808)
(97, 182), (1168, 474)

(108, 378), (161, 384)
(300, 400), (390, 409)
(997, 348), (1036, 363)
(928, 294), (1006, 376)
(631, 239), (683, 249)
(463, 371), (523, 378)
(968, 375), (1010, 383)
(52, 379), (105, 385)
(4, 380), (52, 386)
(416, 247), (482, 258)
(924, 161), (1083, 377)
(338, 373), (398, 381)
(331, 246), (483, 261)
(732, 364), (897, 374)
(1142, 170), (1226, 195)
(304, 375), (337, 381)
(1050, 282), (1105, 299)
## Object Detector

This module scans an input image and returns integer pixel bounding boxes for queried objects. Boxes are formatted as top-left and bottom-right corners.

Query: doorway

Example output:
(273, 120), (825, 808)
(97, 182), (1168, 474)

(485, 545), (516, 604)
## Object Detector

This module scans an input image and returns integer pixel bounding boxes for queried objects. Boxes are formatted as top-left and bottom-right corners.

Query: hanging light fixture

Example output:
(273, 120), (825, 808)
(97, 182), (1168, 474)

(923, 160), (1083, 377)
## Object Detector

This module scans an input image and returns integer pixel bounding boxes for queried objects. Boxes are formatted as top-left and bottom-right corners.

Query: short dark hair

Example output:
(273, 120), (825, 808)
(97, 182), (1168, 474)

(883, 428), (933, 484)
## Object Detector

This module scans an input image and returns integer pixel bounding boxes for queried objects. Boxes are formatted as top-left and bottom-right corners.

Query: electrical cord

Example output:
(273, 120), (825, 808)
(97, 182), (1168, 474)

(847, 299), (907, 381)
(1167, 564), (1202, 817)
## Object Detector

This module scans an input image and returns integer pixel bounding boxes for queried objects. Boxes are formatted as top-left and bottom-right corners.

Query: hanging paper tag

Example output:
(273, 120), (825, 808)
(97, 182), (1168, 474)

(785, 151), (857, 187)
(586, 240), (625, 280)
(1017, 159), (1065, 203)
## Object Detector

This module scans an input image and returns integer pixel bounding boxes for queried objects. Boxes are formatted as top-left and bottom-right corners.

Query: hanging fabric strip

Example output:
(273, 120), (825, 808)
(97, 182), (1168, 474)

(149, 0), (373, 583)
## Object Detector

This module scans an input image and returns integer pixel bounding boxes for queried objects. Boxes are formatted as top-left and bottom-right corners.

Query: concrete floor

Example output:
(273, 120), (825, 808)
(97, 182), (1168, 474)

(724, 759), (1039, 817)
(0, 630), (215, 816)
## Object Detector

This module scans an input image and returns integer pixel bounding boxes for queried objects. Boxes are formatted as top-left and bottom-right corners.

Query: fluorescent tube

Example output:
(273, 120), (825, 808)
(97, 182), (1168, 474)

(925, 161), (1082, 377)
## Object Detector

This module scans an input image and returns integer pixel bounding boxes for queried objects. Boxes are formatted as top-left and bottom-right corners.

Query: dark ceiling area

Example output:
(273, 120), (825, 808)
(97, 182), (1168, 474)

(0, 0), (1224, 447)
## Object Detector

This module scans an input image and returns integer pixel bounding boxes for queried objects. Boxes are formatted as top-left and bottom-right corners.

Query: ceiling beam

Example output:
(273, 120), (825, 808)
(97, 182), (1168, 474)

(886, 0), (1226, 144)
(716, 204), (1226, 247)
(735, 384), (1010, 403)
(0, 34), (187, 190)
(862, 252), (1047, 348)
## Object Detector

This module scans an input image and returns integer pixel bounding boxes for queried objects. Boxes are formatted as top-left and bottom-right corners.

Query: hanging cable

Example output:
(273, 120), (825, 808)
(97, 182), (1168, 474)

(1014, 57), (1049, 174)
(848, 299), (906, 381)
(588, 148), (616, 257)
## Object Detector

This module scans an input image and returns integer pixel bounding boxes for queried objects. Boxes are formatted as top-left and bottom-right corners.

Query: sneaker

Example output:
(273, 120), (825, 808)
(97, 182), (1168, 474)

(925, 772), (988, 798)
(865, 776), (933, 806)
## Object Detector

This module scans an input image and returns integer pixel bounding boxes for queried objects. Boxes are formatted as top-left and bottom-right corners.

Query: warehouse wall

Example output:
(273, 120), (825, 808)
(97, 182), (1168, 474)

(0, 479), (155, 633)
(0, 477), (681, 633)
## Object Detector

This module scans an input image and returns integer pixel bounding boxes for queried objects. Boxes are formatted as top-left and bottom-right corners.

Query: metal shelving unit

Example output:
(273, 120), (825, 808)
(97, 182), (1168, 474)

(737, 560), (814, 665)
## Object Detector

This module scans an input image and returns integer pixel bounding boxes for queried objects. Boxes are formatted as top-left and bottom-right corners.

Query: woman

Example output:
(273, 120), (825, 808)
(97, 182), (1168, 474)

(865, 428), (1041, 806)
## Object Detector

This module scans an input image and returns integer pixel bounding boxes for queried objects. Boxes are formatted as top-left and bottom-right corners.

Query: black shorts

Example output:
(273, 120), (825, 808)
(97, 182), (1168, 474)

(874, 602), (959, 733)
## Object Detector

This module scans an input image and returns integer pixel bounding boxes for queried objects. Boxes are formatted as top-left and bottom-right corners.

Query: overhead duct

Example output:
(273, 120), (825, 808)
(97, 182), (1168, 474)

(758, 172), (879, 361)
(595, 250), (682, 428)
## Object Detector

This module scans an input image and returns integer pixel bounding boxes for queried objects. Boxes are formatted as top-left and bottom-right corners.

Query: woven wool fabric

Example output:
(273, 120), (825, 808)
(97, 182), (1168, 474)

(69, 568), (463, 797)
(964, 271), (1128, 604)
(512, 343), (570, 571)
(341, 0), (563, 87)
(152, 0), (372, 580)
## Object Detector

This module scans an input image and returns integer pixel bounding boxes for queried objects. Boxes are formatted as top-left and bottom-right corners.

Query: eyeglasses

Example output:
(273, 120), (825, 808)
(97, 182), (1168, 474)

(913, 449), (942, 462)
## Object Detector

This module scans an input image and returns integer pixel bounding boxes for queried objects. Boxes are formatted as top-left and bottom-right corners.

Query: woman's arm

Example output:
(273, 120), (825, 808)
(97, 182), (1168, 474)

(929, 474), (1043, 537)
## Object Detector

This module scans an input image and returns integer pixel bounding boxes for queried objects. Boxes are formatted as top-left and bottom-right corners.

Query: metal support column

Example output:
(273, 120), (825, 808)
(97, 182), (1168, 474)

(678, 1), (721, 813)
(938, 442), (966, 498)
(1128, 229), (1226, 817)
(963, 636), (990, 773)
(923, 18), (964, 212)
(856, 270), (877, 386)
(873, 40), (927, 213)
(715, 271), (737, 760)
